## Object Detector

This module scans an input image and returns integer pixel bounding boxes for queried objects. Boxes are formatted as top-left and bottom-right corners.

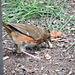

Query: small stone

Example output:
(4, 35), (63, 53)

(58, 71), (64, 75)
(20, 65), (25, 69)
(73, 0), (75, 2)
(11, 70), (15, 74)
(63, 50), (66, 52)
(41, 67), (44, 70)
(72, 34), (74, 35)
(15, 68), (19, 72)
(69, 59), (74, 62)
(55, 63), (59, 65)
(34, 68), (39, 71)
(45, 54), (51, 60)
(17, 63), (21, 67)
(3, 56), (9, 60)
(55, 69), (60, 72)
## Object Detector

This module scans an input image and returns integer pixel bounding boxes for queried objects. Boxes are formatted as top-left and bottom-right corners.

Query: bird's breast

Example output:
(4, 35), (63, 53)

(11, 32), (38, 47)
(22, 41), (37, 47)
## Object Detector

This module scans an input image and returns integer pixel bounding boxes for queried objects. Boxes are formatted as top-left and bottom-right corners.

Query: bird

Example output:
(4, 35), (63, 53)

(3, 22), (52, 59)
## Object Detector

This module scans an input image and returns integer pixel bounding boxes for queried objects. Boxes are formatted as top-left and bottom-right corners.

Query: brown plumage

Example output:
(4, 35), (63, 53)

(3, 22), (52, 59)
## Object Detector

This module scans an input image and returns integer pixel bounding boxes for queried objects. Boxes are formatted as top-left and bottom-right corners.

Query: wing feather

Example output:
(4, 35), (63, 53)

(7, 23), (43, 40)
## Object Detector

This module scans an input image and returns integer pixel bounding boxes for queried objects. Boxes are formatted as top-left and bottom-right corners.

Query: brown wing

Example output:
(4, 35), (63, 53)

(5, 23), (46, 40)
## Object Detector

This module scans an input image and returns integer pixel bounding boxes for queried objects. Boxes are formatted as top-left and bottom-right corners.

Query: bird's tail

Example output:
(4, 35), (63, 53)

(3, 22), (13, 39)
(3, 22), (12, 31)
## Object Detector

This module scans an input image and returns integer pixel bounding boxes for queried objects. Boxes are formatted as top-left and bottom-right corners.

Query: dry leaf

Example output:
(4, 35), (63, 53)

(51, 38), (62, 42)
(41, 67), (44, 70)
(50, 30), (62, 37)
(35, 51), (41, 54)
(57, 31), (62, 37)
(67, 43), (72, 46)
(3, 56), (9, 60)
(51, 38), (58, 42)
(45, 54), (51, 60)
(50, 30), (57, 37)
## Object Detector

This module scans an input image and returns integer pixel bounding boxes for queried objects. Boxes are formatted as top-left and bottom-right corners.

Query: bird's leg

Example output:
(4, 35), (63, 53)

(21, 49), (40, 60)
(21, 46), (40, 60)
(46, 39), (52, 48)
(14, 42), (40, 60)
(14, 44), (21, 53)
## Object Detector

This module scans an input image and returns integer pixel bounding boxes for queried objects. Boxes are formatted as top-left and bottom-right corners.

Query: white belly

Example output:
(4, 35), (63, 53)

(26, 42), (37, 47)
(12, 36), (37, 48)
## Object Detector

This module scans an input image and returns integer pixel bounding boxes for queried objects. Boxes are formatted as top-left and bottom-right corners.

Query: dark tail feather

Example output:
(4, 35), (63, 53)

(3, 22), (13, 39)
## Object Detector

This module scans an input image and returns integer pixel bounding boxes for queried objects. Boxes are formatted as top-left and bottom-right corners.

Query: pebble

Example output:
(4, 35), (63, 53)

(56, 69), (60, 72)
(54, 63), (59, 65)
(20, 65), (25, 69)
(58, 71), (64, 75)
(11, 70), (15, 74)
(15, 68), (19, 72)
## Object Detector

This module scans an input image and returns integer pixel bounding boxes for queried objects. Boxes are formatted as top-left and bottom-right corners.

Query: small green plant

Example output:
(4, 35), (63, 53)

(67, 41), (75, 50)
(2, 0), (74, 32)
(2, 0), (75, 50)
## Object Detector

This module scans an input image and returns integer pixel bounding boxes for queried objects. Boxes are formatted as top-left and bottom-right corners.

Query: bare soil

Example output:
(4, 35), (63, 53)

(3, 1), (75, 75)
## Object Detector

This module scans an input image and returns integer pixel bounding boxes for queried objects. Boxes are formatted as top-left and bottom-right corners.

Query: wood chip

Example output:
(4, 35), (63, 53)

(41, 67), (44, 70)
(45, 54), (51, 60)
(51, 38), (58, 42)
(35, 51), (41, 54)
(3, 56), (9, 60)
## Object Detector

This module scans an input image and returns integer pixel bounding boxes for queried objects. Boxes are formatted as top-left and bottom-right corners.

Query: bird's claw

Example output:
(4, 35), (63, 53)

(21, 50), (40, 60)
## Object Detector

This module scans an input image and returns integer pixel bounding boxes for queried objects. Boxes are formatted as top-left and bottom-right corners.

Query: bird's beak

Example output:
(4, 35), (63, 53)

(47, 40), (52, 48)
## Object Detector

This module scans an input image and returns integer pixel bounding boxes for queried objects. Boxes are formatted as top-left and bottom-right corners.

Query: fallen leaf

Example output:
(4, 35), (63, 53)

(51, 38), (61, 42)
(35, 51), (41, 54)
(67, 43), (72, 46)
(45, 54), (51, 60)
(3, 56), (9, 60)
(57, 31), (62, 37)
(50, 30), (57, 37)
(41, 67), (44, 70)
(51, 38), (58, 42)
(50, 30), (62, 37)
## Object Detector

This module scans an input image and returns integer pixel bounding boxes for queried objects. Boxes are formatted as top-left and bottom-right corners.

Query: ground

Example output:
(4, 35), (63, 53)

(2, 0), (75, 75)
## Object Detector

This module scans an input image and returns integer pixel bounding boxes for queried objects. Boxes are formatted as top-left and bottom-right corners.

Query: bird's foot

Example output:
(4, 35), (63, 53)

(21, 50), (40, 60)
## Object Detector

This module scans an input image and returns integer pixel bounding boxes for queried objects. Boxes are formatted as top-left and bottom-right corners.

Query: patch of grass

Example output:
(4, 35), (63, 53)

(67, 41), (75, 50)
(2, 0), (75, 50)
(2, 0), (74, 32)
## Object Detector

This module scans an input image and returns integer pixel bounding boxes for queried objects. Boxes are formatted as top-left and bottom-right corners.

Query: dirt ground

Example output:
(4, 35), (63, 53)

(3, 1), (75, 75)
